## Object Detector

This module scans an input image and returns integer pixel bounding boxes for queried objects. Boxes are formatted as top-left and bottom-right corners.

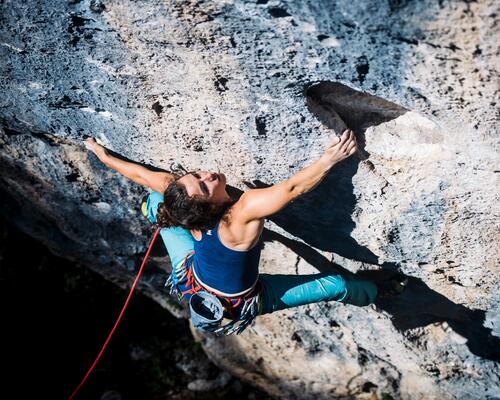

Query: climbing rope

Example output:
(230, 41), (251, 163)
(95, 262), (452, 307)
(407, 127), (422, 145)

(68, 227), (161, 400)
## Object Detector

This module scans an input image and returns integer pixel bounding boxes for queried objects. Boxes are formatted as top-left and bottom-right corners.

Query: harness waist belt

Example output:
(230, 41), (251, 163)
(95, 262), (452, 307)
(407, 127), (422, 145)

(192, 264), (258, 298)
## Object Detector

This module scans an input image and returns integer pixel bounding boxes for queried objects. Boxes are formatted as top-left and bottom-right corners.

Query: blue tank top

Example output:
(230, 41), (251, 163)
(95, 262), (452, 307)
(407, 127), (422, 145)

(192, 220), (261, 296)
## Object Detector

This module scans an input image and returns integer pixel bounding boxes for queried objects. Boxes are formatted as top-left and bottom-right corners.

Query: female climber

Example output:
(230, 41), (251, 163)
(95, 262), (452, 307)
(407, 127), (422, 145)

(84, 130), (381, 334)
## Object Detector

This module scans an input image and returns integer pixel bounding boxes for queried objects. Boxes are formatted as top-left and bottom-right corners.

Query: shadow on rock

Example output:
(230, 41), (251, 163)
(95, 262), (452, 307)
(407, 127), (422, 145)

(264, 229), (500, 362)
(268, 81), (407, 263)
(256, 83), (499, 362)
(375, 269), (500, 362)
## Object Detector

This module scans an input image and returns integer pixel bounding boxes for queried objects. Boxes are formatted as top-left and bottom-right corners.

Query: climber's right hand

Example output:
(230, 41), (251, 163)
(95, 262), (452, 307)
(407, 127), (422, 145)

(84, 137), (107, 158)
(320, 129), (357, 168)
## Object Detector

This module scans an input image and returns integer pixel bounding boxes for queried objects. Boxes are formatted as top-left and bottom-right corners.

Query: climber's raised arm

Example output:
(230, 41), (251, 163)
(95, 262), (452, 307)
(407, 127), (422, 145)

(237, 129), (357, 222)
(83, 138), (176, 193)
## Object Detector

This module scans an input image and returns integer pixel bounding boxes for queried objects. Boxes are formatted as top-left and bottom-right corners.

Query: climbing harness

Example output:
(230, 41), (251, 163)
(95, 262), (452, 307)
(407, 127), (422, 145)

(165, 253), (261, 336)
(68, 227), (161, 400)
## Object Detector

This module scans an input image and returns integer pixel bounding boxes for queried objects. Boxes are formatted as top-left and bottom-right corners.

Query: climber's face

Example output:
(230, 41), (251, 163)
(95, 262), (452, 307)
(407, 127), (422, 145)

(177, 171), (231, 203)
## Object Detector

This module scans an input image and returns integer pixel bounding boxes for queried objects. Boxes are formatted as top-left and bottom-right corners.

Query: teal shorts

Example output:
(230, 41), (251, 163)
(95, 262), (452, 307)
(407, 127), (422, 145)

(145, 191), (377, 313)
(258, 273), (377, 314)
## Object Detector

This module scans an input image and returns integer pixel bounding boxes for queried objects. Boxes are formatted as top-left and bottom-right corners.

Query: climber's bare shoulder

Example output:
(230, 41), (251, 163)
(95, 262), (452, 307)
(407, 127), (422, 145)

(217, 200), (265, 251)
(217, 182), (296, 249)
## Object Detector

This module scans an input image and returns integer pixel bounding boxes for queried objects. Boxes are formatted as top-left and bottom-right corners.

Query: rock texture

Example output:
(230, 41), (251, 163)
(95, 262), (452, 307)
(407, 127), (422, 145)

(0, 0), (498, 399)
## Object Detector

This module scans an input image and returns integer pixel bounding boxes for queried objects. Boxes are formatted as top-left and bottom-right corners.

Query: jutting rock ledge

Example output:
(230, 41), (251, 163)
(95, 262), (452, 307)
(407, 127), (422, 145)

(0, 1), (498, 399)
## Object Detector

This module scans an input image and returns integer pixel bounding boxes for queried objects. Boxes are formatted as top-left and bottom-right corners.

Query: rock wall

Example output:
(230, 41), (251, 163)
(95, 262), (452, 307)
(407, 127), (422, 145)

(0, 0), (498, 399)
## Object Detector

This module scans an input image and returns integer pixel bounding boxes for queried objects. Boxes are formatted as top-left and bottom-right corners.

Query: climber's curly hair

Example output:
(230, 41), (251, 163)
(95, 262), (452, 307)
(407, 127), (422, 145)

(155, 178), (234, 231)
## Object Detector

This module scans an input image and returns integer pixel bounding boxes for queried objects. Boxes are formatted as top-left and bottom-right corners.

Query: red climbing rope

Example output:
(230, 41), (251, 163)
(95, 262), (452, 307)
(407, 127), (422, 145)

(68, 227), (161, 400)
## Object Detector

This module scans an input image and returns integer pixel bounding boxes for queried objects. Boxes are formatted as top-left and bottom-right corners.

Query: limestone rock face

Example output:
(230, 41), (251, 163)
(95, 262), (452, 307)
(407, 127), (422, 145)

(1, 1), (498, 399)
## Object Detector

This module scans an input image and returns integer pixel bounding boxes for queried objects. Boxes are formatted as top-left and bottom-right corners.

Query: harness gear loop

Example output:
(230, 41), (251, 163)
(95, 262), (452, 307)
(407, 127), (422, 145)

(165, 253), (262, 336)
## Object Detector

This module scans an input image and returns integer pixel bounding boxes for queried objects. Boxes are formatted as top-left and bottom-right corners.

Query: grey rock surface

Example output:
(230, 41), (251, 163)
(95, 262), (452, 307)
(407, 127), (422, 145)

(0, 0), (498, 399)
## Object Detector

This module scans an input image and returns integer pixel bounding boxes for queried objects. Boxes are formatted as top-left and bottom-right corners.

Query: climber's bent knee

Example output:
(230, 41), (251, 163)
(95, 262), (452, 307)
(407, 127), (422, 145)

(144, 191), (195, 269)
(145, 191), (164, 223)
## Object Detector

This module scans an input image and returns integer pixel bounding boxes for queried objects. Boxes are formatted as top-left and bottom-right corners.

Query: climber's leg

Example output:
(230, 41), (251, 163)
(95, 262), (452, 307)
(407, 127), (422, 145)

(342, 277), (378, 306)
(258, 273), (377, 314)
(144, 191), (195, 270)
